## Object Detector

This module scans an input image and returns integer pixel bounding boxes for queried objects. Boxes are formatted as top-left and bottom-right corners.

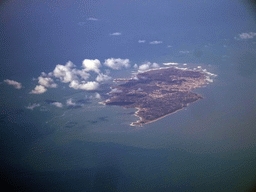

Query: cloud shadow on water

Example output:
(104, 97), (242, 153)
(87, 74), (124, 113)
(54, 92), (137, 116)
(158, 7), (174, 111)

(44, 99), (57, 104)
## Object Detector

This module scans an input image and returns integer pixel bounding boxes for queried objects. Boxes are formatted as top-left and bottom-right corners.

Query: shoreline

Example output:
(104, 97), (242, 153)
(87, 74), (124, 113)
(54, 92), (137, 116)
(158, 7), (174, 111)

(129, 65), (216, 84)
(100, 65), (216, 127)
(130, 97), (202, 126)
(133, 108), (183, 126)
(130, 107), (143, 126)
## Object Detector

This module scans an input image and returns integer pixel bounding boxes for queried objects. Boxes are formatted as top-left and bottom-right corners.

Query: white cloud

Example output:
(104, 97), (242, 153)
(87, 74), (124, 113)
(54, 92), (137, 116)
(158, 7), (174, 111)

(69, 80), (99, 90)
(96, 73), (112, 82)
(95, 93), (101, 99)
(239, 32), (256, 39)
(41, 72), (47, 76)
(38, 76), (57, 88)
(51, 102), (63, 108)
(167, 45), (172, 48)
(74, 69), (90, 80)
(110, 32), (121, 36)
(104, 58), (130, 70)
(31, 60), (101, 93)
(133, 64), (138, 69)
(25, 103), (40, 110)
(152, 62), (160, 68)
(52, 60), (91, 87)
(68, 80), (80, 89)
(82, 59), (101, 74)
(139, 62), (151, 71)
(87, 17), (98, 21)
(138, 40), (146, 43)
(79, 81), (99, 90)
(66, 98), (85, 108)
(48, 72), (54, 77)
(163, 62), (178, 66)
(4, 79), (22, 89)
(66, 98), (76, 106)
(138, 62), (159, 71)
(149, 41), (162, 44)
(30, 85), (47, 94)
(53, 61), (76, 83)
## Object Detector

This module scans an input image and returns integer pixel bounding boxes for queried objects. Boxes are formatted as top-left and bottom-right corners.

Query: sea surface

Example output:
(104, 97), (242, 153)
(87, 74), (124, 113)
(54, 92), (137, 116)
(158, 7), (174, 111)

(1, 0), (256, 191)
(1, 54), (256, 192)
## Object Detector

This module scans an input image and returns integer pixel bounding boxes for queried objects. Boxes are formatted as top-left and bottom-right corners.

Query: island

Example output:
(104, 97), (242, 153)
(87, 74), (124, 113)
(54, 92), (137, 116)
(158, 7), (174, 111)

(102, 67), (209, 126)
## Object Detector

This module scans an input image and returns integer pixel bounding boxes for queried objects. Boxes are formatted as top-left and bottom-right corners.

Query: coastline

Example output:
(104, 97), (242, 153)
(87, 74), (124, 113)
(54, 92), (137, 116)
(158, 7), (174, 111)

(131, 108), (184, 126)
(100, 64), (216, 127)
(130, 96), (203, 126)
(130, 107), (143, 126)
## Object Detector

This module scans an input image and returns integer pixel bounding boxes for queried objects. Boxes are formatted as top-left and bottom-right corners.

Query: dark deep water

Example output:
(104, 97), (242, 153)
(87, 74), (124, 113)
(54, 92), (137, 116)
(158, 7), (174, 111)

(1, 0), (256, 191)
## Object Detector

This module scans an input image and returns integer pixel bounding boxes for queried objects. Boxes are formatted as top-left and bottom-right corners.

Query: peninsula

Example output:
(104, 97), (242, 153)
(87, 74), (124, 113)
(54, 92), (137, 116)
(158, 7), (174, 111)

(103, 67), (208, 126)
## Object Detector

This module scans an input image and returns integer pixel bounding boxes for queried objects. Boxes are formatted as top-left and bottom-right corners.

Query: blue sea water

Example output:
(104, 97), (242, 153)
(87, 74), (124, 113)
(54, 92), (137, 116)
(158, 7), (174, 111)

(1, 0), (256, 191)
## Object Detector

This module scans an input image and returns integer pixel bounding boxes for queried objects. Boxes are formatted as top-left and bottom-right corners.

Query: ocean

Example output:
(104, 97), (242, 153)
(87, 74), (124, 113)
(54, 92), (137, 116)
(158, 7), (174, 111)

(1, 53), (255, 191)
(1, 0), (256, 191)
